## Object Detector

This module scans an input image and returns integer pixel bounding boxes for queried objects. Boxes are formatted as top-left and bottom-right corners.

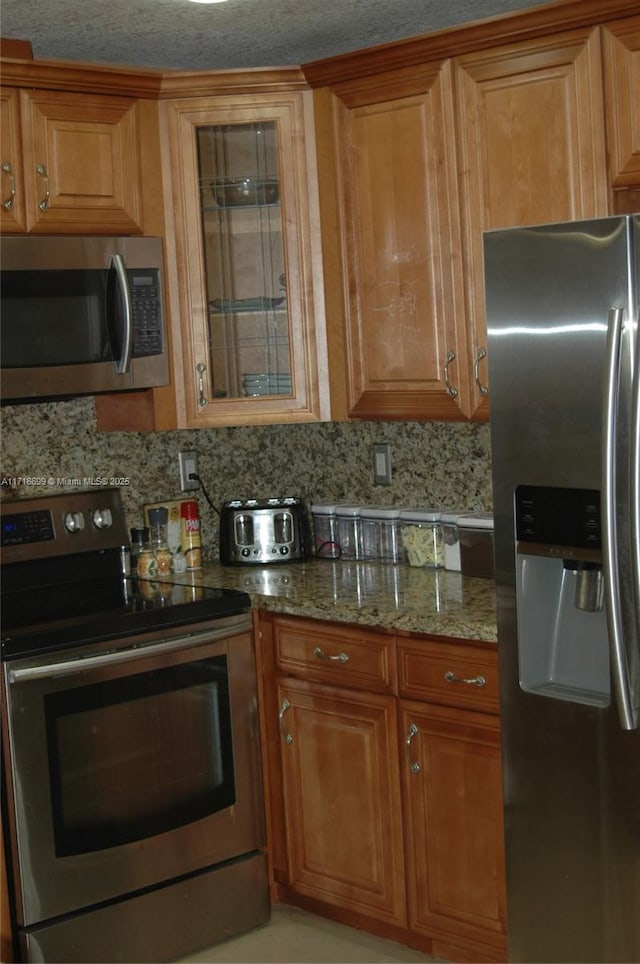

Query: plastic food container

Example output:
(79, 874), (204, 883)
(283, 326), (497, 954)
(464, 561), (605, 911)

(335, 504), (363, 560)
(441, 510), (463, 571)
(311, 503), (340, 559)
(458, 513), (495, 578)
(360, 506), (403, 563)
(399, 509), (444, 568)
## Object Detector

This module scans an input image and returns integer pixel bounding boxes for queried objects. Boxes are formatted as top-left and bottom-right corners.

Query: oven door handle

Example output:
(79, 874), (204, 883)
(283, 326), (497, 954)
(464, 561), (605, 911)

(7, 615), (251, 684)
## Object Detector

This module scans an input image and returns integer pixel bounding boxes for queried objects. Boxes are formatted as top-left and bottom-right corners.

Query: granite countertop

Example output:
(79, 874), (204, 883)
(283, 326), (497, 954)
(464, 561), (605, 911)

(168, 559), (498, 643)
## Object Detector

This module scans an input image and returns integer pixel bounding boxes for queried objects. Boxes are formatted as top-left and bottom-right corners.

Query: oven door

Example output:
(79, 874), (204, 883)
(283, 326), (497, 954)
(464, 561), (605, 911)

(1, 613), (264, 928)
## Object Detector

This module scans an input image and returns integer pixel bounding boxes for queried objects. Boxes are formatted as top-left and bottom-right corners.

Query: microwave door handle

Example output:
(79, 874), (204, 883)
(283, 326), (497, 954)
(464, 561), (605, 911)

(632, 294), (640, 688)
(602, 306), (637, 730)
(109, 254), (133, 375)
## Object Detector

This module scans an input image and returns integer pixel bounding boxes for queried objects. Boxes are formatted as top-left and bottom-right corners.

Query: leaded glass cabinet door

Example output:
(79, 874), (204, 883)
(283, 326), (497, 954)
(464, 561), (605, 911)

(199, 121), (290, 400)
(166, 89), (329, 427)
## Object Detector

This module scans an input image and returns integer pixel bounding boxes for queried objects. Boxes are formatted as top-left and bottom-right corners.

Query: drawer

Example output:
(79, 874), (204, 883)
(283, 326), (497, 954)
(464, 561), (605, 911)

(273, 616), (396, 693)
(397, 638), (499, 713)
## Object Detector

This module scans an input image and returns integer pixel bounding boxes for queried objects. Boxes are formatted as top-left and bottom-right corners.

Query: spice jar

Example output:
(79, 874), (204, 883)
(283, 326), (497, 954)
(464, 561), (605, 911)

(181, 499), (202, 570)
(129, 526), (148, 573)
(148, 506), (172, 575)
(137, 544), (157, 579)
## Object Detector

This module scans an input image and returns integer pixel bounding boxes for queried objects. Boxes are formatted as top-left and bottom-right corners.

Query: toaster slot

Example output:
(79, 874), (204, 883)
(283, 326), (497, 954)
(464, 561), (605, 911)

(274, 512), (293, 544)
(234, 514), (254, 546)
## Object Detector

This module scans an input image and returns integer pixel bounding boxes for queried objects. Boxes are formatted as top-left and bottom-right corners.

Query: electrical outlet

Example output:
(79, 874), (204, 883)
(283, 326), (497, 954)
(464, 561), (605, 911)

(372, 443), (392, 485)
(179, 450), (200, 491)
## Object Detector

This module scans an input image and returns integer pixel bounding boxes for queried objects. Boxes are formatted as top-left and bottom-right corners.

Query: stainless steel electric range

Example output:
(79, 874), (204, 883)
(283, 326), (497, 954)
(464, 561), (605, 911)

(1, 488), (269, 964)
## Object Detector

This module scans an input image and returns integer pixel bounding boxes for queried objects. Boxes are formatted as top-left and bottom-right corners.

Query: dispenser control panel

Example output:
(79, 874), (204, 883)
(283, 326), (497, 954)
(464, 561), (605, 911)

(515, 485), (601, 550)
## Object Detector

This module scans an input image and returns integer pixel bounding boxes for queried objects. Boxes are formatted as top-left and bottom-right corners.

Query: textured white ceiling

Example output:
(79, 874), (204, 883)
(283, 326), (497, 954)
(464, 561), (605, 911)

(1, 0), (543, 71)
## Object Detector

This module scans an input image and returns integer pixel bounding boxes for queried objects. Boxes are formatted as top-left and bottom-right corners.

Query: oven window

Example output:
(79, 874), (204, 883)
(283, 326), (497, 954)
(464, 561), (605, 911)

(45, 655), (235, 856)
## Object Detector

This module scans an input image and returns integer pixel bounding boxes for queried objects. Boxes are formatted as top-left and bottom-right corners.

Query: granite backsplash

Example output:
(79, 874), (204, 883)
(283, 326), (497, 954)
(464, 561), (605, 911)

(1, 397), (493, 559)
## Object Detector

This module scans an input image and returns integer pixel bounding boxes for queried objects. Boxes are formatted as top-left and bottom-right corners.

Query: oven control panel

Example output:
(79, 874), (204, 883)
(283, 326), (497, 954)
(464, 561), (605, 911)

(1, 508), (54, 547)
(0, 488), (129, 564)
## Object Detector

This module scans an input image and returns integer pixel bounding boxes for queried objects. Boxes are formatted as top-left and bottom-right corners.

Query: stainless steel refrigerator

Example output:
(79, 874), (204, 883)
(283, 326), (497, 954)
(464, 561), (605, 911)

(484, 215), (640, 964)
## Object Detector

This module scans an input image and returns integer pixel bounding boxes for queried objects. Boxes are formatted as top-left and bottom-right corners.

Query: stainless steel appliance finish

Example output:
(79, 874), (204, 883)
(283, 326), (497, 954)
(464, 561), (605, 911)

(220, 497), (308, 564)
(1, 489), (269, 963)
(485, 215), (640, 963)
(0, 235), (169, 402)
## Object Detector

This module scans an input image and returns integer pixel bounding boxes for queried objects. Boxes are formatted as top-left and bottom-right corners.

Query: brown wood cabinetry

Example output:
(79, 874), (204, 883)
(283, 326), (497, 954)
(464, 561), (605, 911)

(397, 639), (506, 963)
(257, 612), (506, 962)
(454, 26), (609, 419)
(0, 86), (144, 234)
(276, 677), (407, 926)
(1, 87), (26, 232)
(259, 615), (406, 927)
(307, 6), (637, 423)
(160, 84), (329, 428)
(602, 15), (640, 213)
(319, 61), (468, 420)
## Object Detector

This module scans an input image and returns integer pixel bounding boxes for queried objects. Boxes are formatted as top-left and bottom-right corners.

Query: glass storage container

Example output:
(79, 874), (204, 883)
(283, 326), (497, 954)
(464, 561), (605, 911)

(458, 513), (495, 578)
(335, 505), (363, 560)
(360, 506), (403, 563)
(399, 509), (444, 568)
(311, 503), (340, 559)
(441, 510), (464, 571)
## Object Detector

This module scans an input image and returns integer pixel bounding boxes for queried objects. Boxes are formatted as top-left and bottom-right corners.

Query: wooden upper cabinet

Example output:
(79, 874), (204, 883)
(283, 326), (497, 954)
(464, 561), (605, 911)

(324, 62), (470, 421)
(8, 88), (143, 234)
(1, 87), (27, 232)
(162, 90), (329, 428)
(601, 15), (640, 212)
(454, 26), (609, 419)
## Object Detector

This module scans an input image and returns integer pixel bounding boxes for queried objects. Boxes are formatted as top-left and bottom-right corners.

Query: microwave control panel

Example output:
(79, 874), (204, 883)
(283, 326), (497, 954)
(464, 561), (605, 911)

(130, 269), (163, 357)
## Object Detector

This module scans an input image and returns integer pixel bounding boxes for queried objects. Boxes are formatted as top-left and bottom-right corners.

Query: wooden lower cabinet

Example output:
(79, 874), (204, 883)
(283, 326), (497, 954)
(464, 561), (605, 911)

(400, 700), (507, 963)
(258, 612), (507, 962)
(276, 676), (407, 927)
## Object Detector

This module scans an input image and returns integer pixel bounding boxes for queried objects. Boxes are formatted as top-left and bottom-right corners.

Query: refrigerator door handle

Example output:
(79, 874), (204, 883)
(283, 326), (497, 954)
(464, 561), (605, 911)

(602, 306), (638, 730)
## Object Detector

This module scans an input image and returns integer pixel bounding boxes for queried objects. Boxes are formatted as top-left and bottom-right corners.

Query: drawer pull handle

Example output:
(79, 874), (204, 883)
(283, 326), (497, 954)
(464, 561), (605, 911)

(444, 670), (486, 687)
(474, 346), (489, 396)
(313, 645), (349, 663)
(36, 163), (50, 211)
(406, 722), (421, 773)
(443, 349), (458, 398)
(2, 161), (16, 211)
(279, 698), (293, 744)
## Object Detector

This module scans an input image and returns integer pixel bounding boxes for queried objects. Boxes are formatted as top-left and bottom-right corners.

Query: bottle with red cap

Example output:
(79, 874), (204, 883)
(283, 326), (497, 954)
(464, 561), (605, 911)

(180, 499), (202, 570)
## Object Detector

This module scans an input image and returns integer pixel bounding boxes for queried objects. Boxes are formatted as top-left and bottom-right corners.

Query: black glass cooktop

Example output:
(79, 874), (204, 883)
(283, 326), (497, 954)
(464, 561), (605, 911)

(1, 575), (251, 659)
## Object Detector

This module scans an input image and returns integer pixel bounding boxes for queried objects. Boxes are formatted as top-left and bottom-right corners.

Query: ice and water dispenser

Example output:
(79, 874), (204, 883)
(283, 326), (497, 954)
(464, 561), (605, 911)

(515, 485), (610, 707)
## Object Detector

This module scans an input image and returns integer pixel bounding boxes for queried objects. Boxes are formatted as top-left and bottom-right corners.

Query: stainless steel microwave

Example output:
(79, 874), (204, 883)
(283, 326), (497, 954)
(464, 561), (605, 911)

(0, 236), (170, 403)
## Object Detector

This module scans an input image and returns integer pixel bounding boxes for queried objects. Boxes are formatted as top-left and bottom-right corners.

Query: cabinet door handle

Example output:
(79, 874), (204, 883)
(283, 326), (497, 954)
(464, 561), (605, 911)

(313, 645), (349, 663)
(2, 161), (16, 211)
(279, 698), (293, 744)
(406, 722), (421, 773)
(443, 349), (458, 398)
(196, 362), (207, 407)
(36, 163), (50, 211)
(474, 346), (489, 396)
(444, 670), (486, 687)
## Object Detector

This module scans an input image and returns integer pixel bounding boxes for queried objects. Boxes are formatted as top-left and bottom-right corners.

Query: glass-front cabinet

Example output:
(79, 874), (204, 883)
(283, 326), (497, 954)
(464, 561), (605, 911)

(164, 87), (329, 427)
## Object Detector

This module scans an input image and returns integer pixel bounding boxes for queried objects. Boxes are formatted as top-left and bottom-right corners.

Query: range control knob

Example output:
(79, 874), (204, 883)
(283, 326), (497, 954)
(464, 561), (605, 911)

(92, 508), (113, 529)
(64, 511), (85, 533)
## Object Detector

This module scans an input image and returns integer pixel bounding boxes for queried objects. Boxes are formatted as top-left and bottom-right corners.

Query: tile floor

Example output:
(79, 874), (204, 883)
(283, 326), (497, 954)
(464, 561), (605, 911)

(178, 904), (444, 964)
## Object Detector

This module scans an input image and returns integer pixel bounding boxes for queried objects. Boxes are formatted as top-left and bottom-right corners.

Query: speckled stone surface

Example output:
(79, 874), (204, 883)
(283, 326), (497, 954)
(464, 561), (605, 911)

(1, 398), (493, 562)
(166, 559), (498, 642)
